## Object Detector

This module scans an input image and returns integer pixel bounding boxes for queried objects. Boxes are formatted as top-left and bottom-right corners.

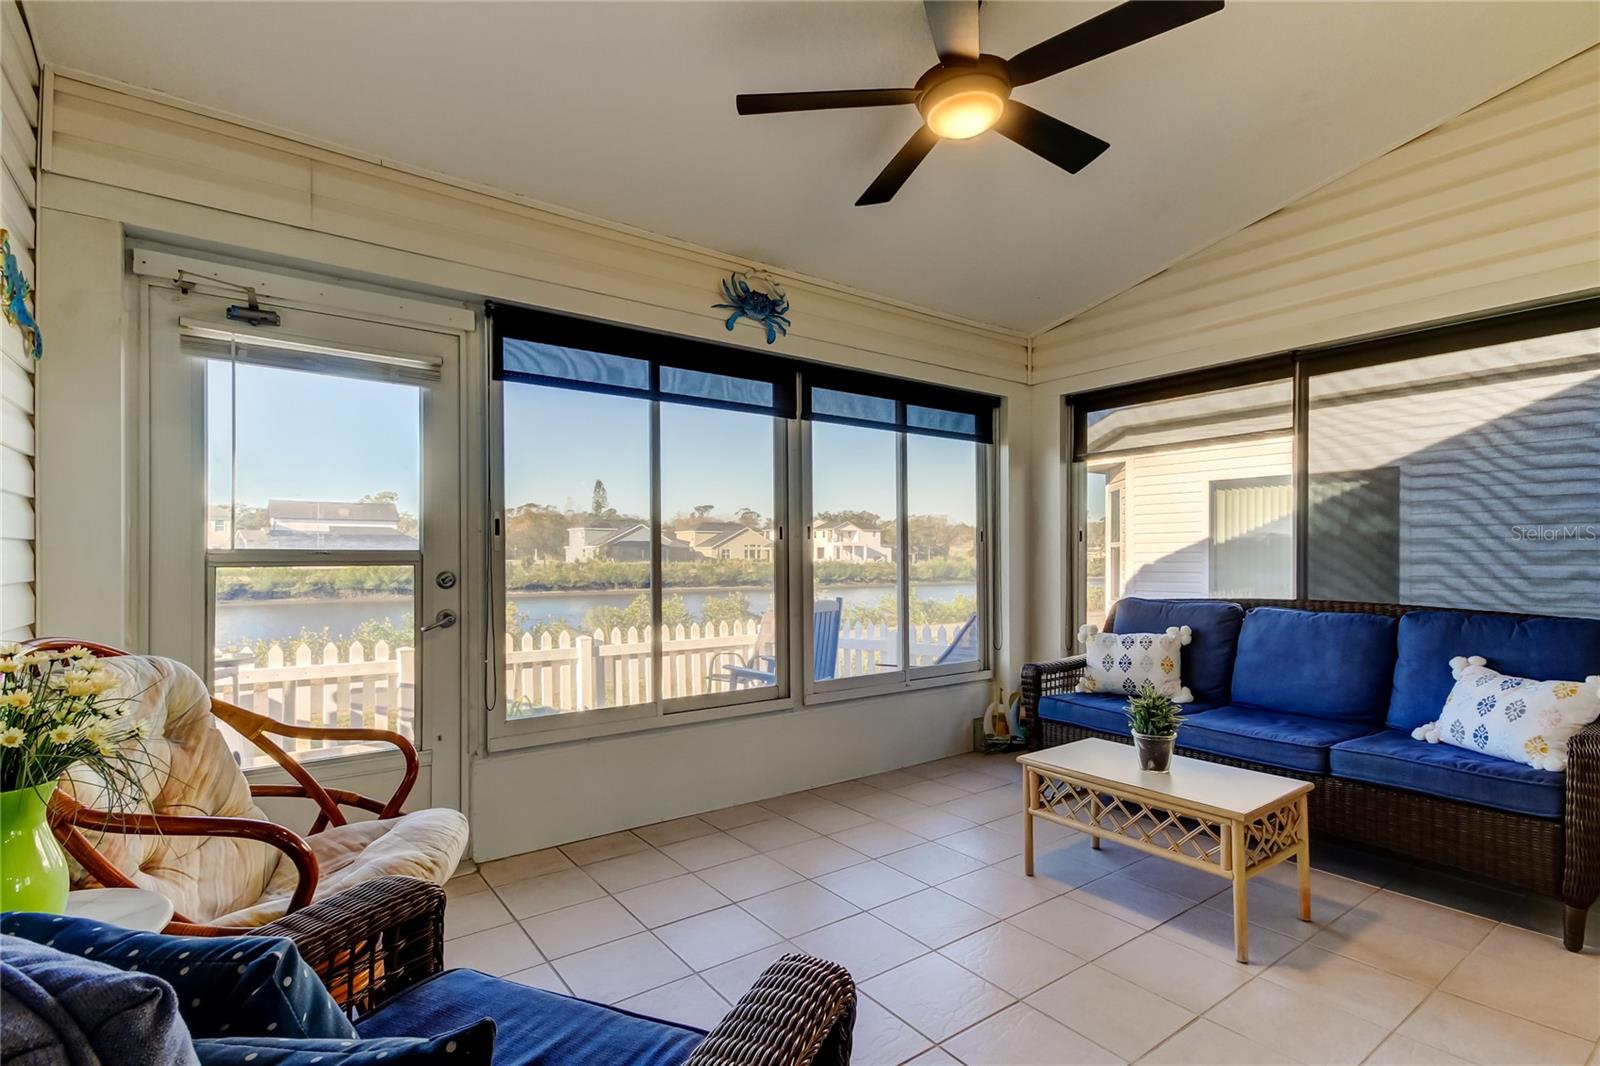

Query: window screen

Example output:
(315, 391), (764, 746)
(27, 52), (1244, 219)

(1307, 325), (1600, 615)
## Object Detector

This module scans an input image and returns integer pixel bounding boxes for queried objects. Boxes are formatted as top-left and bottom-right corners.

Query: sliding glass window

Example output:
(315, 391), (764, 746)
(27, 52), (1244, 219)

(1067, 300), (1600, 635)
(1072, 374), (1294, 629)
(493, 311), (791, 732)
(492, 306), (998, 738)
(804, 380), (994, 690)
(1305, 311), (1600, 616)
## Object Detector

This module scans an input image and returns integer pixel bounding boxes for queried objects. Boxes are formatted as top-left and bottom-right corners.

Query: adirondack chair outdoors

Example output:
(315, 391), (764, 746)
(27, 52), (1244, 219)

(933, 613), (981, 665)
(714, 597), (844, 688)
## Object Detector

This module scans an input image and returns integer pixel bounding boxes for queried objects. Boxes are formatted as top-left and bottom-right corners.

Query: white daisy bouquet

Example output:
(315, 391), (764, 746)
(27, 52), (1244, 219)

(0, 644), (151, 795)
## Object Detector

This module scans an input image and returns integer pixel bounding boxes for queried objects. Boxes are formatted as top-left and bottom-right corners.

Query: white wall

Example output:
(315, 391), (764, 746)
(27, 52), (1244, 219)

(1025, 47), (1600, 660)
(0, 0), (38, 640)
(31, 72), (1032, 859)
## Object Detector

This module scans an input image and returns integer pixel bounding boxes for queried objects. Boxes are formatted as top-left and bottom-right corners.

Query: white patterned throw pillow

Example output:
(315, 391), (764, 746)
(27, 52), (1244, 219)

(1412, 656), (1600, 772)
(1076, 625), (1194, 703)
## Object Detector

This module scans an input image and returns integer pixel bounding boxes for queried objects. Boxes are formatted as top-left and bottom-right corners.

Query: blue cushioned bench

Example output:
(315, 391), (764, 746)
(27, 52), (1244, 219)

(1023, 596), (1600, 952)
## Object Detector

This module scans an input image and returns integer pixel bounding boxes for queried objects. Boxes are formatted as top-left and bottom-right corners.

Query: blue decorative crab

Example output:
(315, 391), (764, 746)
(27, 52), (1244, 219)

(714, 272), (791, 345)
(0, 230), (41, 361)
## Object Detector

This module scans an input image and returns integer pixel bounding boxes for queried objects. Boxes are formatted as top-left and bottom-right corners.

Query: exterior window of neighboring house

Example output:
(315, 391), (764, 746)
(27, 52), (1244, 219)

(1068, 300), (1599, 636)
(491, 306), (998, 740)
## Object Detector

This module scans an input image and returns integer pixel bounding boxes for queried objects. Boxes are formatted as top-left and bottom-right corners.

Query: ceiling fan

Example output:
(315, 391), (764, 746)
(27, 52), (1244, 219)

(736, 0), (1224, 205)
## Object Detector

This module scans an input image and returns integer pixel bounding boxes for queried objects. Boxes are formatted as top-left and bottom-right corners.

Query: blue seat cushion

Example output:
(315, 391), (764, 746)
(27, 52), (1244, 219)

(1112, 598), (1244, 705)
(1178, 706), (1378, 774)
(1387, 610), (1600, 732)
(1330, 728), (1564, 819)
(1231, 608), (1398, 721)
(1039, 692), (1217, 735)
(355, 969), (705, 1066)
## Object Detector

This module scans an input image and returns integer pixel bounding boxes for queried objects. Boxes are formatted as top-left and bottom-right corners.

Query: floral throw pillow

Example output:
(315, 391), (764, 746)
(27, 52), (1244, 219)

(1076, 625), (1194, 703)
(1412, 656), (1600, 771)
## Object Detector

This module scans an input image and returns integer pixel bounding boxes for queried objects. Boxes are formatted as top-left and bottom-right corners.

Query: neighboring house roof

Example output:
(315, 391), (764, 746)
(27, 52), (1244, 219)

(701, 527), (769, 549)
(267, 499), (401, 524)
(568, 518), (630, 531)
(814, 520), (880, 532)
(599, 523), (688, 548)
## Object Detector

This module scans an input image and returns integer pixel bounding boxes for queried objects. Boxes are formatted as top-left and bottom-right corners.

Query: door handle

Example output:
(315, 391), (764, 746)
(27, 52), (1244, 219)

(420, 609), (457, 634)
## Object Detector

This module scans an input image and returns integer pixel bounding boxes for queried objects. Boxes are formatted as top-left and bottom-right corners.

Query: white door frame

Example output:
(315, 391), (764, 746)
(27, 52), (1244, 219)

(140, 263), (473, 815)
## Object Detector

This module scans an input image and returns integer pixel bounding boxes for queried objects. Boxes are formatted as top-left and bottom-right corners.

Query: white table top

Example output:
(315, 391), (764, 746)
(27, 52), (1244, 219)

(1019, 738), (1312, 820)
(64, 888), (175, 933)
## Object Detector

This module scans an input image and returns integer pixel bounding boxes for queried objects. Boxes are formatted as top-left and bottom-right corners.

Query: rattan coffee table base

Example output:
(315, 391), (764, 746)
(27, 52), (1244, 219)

(1021, 742), (1312, 963)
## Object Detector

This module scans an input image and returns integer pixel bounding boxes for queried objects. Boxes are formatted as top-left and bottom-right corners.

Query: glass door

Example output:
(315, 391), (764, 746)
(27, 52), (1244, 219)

(145, 285), (463, 808)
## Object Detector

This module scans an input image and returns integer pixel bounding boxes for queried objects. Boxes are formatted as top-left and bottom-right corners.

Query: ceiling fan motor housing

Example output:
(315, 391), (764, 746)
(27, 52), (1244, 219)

(915, 55), (1012, 139)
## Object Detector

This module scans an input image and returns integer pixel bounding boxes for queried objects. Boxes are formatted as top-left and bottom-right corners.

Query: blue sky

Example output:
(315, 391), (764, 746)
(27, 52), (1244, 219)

(209, 367), (977, 523)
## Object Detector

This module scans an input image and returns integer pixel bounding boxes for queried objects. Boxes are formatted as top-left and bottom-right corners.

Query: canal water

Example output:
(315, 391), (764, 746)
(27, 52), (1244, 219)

(214, 583), (976, 647)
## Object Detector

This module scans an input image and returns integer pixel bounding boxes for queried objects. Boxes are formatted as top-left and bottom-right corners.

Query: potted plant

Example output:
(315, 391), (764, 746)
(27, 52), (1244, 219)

(0, 644), (148, 913)
(1126, 681), (1184, 773)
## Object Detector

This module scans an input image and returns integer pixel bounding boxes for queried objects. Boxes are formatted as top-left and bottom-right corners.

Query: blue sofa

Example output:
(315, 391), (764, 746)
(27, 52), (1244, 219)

(1021, 597), (1600, 952)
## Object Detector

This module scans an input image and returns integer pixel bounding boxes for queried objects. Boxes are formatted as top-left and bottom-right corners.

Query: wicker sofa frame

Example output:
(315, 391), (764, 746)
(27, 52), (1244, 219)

(1019, 597), (1598, 953)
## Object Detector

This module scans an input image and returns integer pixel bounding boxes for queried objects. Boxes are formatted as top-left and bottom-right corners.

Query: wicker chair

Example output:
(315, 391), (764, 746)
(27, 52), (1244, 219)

(24, 638), (466, 935)
(1020, 598), (1599, 952)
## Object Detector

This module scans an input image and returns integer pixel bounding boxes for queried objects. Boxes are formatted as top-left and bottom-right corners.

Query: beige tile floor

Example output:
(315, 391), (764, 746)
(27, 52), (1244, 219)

(445, 752), (1600, 1065)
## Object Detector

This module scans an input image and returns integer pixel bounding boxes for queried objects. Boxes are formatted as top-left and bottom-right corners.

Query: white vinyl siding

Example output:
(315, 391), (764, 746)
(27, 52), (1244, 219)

(1032, 46), (1600, 389)
(0, 0), (37, 640)
(1100, 436), (1293, 602)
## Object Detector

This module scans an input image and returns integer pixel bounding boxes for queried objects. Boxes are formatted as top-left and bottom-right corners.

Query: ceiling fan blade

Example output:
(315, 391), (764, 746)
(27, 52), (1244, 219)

(924, 0), (981, 61)
(737, 88), (919, 115)
(856, 126), (940, 206)
(1006, 0), (1224, 86)
(993, 101), (1110, 174)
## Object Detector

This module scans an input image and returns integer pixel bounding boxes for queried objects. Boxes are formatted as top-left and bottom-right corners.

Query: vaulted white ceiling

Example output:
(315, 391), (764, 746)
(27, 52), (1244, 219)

(26, 1), (1598, 333)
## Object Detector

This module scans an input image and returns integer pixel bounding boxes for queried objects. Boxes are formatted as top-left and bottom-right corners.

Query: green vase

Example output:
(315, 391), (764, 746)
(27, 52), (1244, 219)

(0, 783), (70, 913)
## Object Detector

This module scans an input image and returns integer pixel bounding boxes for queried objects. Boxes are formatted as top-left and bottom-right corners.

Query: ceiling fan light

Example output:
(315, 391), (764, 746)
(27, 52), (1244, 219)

(919, 70), (1010, 139)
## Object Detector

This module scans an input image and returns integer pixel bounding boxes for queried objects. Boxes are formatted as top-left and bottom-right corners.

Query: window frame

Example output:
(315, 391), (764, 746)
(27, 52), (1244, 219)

(1064, 297), (1600, 641)
(486, 378), (792, 745)
(487, 306), (999, 745)
(802, 410), (994, 698)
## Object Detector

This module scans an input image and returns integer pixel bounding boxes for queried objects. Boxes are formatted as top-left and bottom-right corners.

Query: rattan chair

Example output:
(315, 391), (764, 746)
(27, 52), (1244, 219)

(25, 638), (467, 936)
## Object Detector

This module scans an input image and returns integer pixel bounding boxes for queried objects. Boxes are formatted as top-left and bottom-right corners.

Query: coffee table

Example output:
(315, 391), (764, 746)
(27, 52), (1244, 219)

(1019, 738), (1312, 962)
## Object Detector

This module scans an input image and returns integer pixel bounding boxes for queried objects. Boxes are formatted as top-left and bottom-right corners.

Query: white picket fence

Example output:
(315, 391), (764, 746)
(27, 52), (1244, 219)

(214, 618), (973, 747)
(504, 619), (764, 714)
(837, 620), (971, 676)
(211, 640), (414, 764)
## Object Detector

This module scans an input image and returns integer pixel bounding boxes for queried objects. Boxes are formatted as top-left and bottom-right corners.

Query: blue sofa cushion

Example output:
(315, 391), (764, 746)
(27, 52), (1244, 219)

(0, 934), (197, 1066)
(1179, 706), (1378, 774)
(1, 912), (353, 1040)
(355, 969), (705, 1066)
(194, 1022), (494, 1064)
(1387, 610), (1600, 732)
(1039, 692), (1217, 735)
(1330, 728), (1564, 819)
(1112, 598), (1245, 705)
(1231, 608), (1398, 721)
